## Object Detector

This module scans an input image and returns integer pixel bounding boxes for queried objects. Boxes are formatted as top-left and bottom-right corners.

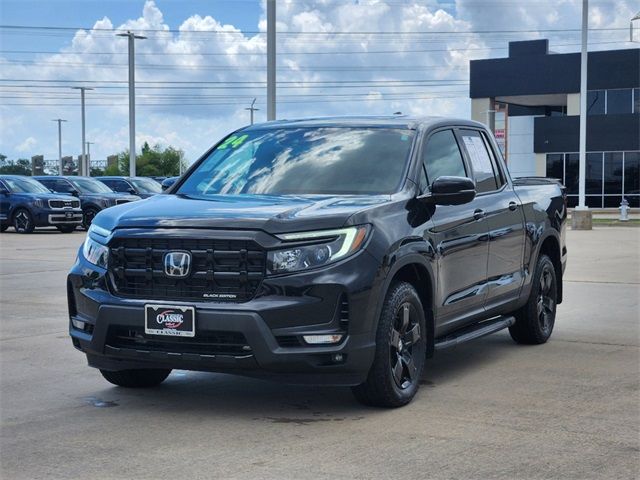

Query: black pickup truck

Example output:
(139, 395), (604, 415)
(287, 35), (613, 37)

(68, 117), (567, 407)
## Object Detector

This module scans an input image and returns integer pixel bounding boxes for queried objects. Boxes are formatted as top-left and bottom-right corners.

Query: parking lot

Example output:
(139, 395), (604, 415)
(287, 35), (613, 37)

(0, 227), (638, 479)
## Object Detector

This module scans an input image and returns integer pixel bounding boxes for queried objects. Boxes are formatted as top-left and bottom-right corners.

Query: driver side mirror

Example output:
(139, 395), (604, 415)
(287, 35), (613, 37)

(128, 188), (137, 195)
(418, 176), (476, 206)
(70, 189), (80, 197)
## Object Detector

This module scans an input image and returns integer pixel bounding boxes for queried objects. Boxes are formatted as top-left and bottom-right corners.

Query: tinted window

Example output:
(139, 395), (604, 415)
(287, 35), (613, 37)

(111, 180), (132, 192)
(586, 152), (603, 194)
(546, 154), (563, 182)
(179, 127), (415, 195)
(604, 152), (623, 195)
(606, 89), (632, 114)
(422, 129), (466, 185)
(634, 88), (640, 114)
(480, 131), (505, 188)
(564, 153), (579, 195)
(587, 90), (605, 115)
(624, 152), (639, 195)
(53, 179), (75, 193)
(459, 129), (498, 193)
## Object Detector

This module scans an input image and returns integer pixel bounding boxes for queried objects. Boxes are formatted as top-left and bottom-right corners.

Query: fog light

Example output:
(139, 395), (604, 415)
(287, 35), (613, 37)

(302, 334), (343, 345)
(72, 319), (86, 330)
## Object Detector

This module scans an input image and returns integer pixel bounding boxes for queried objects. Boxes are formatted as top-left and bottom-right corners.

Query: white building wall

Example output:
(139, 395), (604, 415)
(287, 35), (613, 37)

(506, 115), (540, 178)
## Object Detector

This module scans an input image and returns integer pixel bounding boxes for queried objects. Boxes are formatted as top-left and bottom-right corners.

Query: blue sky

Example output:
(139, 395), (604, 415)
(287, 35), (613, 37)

(0, 0), (636, 163)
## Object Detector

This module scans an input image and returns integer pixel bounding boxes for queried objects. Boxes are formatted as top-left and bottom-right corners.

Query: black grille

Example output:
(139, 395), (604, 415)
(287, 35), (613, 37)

(339, 294), (350, 331)
(107, 326), (251, 356)
(49, 199), (80, 209)
(108, 236), (266, 301)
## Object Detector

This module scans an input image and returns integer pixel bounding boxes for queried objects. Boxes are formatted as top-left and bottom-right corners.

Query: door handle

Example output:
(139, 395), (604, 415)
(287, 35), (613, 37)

(473, 209), (485, 220)
(508, 201), (518, 211)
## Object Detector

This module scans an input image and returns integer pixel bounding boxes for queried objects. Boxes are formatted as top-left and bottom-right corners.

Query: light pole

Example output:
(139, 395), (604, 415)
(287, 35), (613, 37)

(51, 118), (67, 175)
(245, 98), (259, 125)
(71, 87), (93, 176)
(117, 30), (147, 177)
(631, 12), (640, 41)
(267, 0), (276, 120)
(86, 142), (95, 173)
(574, 0), (592, 229)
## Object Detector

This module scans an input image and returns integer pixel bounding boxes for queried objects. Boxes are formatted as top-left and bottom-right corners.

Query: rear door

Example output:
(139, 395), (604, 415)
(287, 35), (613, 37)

(419, 128), (490, 334)
(457, 128), (525, 310)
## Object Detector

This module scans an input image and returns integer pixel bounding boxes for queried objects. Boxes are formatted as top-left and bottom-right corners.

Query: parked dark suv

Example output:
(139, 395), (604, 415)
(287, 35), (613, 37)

(35, 176), (140, 228)
(96, 176), (162, 199)
(0, 175), (82, 233)
(68, 117), (567, 407)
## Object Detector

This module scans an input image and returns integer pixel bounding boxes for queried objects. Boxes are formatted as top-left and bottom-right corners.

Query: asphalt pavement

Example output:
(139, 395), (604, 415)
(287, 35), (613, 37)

(0, 227), (638, 480)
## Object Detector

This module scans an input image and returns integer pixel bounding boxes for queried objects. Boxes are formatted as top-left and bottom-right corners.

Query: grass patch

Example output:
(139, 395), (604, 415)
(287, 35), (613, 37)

(590, 218), (640, 227)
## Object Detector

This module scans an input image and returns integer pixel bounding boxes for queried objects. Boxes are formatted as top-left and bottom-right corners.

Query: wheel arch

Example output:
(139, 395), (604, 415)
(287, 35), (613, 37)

(377, 255), (436, 358)
(537, 233), (563, 304)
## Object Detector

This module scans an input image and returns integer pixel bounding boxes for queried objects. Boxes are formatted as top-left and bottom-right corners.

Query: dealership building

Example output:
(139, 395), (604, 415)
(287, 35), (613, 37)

(470, 39), (640, 208)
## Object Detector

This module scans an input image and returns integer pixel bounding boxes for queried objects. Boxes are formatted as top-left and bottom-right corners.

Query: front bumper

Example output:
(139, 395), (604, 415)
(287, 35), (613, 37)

(33, 208), (83, 226)
(68, 247), (383, 386)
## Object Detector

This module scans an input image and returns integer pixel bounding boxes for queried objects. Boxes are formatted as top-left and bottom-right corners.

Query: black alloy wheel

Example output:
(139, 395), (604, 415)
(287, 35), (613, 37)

(13, 209), (34, 233)
(82, 207), (99, 229)
(389, 303), (422, 390)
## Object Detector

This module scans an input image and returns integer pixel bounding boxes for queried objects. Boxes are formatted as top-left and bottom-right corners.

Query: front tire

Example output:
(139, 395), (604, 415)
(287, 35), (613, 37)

(509, 254), (557, 345)
(100, 368), (171, 388)
(82, 207), (100, 229)
(13, 208), (35, 233)
(352, 282), (426, 408)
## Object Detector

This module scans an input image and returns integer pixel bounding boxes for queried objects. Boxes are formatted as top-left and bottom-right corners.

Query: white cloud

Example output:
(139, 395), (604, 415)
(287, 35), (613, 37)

(15, 136), (37, 153)
(0, 0), (635, 163)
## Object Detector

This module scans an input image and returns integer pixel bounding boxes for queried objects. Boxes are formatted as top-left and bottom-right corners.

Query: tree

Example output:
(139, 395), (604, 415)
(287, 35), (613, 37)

(0, 157), (32, 176)
(110, 143), (187, 176)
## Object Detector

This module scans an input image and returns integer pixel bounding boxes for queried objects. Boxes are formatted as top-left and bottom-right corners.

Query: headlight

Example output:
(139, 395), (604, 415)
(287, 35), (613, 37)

(101, 198), (114, 208)
(267, 225), (369, 275)
(82, 224), (111, 268)
(34, 199), (44, 208)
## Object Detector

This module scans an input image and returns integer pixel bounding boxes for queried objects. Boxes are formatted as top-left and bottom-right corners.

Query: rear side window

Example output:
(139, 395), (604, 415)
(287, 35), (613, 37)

(422, 129), (467, 187)
(459, 129), (499, 193)
(111, 180), (131, 192)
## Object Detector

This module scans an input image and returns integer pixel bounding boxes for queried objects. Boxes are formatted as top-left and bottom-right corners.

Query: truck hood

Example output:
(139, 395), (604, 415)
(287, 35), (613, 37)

(94, 193), (391, 234)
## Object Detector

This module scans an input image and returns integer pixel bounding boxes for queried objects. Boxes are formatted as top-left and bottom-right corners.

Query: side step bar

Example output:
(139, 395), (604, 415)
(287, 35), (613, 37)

(434, 315), (515, 350)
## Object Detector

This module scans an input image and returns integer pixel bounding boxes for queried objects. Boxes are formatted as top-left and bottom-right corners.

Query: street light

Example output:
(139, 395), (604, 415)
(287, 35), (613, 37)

(117, 30), (147, 177)
(71, 87), (94, 176)
(51, 118), (67, 175)
(86, 142), (95, 172)
(631, 12), (640, 42)
(245, 98), (259, 125)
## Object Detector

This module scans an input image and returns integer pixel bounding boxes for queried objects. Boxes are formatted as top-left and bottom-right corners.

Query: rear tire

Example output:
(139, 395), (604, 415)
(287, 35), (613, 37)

(352, 281), (426, 408)
(100, 368), (171, 388)
(13, 208), (35, 233)
(509, 254), (557, 345)
(57, 225), (76, 233)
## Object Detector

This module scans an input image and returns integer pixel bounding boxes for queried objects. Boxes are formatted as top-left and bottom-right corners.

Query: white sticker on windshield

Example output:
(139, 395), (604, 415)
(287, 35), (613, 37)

(462, 135), (494, 174)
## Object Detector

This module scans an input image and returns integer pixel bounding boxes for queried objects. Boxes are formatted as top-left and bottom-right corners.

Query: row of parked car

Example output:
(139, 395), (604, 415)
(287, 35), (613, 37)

(0, 175), (180, 233)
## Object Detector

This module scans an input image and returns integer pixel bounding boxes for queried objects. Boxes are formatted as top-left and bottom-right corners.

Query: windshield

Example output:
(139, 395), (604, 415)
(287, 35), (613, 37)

(130, 178), (162, 194)
(2, 177), (50, 194)
(69, 178), (114, 194)
(178, 127), (415, 196)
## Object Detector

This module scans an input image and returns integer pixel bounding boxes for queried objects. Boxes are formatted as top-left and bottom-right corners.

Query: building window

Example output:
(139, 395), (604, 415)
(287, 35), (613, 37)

(606, 89), (632, 115)
(546, 151), (640, 208)
(587, 90), (606, 115)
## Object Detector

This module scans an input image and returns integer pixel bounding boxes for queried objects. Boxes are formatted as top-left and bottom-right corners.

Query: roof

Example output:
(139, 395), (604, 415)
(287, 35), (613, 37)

(241, 115), (483, 131)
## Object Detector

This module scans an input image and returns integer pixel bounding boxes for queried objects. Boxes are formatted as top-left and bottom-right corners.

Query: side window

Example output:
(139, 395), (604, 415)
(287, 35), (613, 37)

(480, 131), (505, 188)
(112, 180), (130, 192)
(38, 179), (54, 190)
(101, 180), (115, 190)
(459, 129), (499, 194)
(54, 180), (74, 193)
(422, 129), (467, 186)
